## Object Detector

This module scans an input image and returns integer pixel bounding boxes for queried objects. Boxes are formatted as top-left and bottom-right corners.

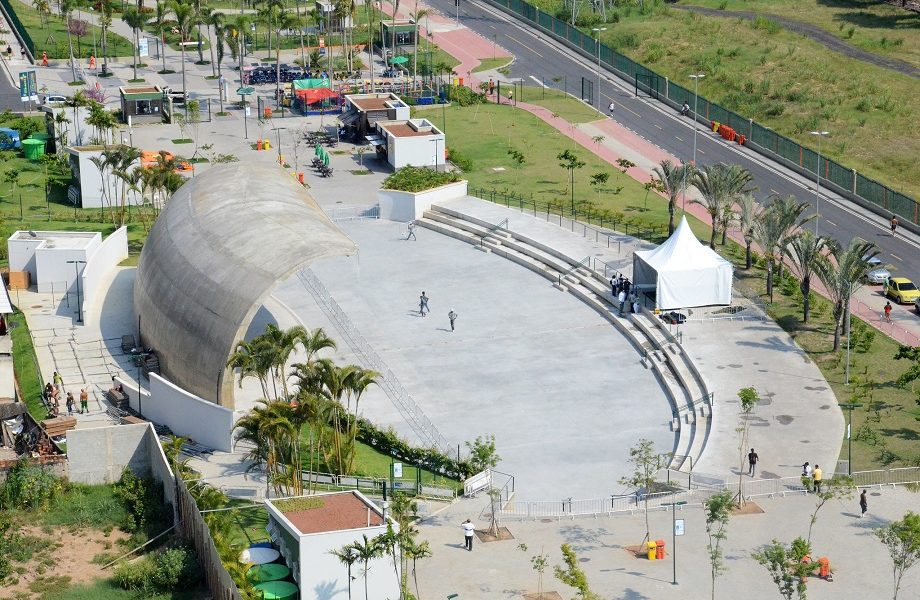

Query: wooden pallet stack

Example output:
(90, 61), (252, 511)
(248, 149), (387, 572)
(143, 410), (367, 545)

(41, 416), (77, 438)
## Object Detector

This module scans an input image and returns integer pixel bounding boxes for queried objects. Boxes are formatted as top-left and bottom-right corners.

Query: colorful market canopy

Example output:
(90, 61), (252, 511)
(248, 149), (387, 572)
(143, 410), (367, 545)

(389, 55), (408, 64)
(292, 78), (331, 90)
(295, 87), (339, 103)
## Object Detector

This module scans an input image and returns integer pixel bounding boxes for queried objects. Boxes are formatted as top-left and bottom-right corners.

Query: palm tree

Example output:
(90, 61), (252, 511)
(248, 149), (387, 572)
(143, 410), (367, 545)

(33, 0), (51, 29)
(753, 195), (814, 301)
(99, 0), (114, 74)
(227, 339), (271, 397)
(169, 0), (196, 102)
(410, 6), (429, 83)
(374, 523), (402, 599)
(272, 11), (302, 106)
(206, 10), (224, 77)
(402, 537), (431, 600)
(121, 7), (147, 81)
(53, 111), (71, 152)
(818, 238), (878, 351)
(784, 230), (829, 323)
(691, 163), (754, 249)
(736, 192), (762, 270)
(225, 14), (251, 87)
(344, 367), (379, 472)
(150, 0), (171, 73)
(60, 0), (79, 81)
(330, 544), (359, 600)
(352, 534), (382, 600)
(652, 159), (689, 236)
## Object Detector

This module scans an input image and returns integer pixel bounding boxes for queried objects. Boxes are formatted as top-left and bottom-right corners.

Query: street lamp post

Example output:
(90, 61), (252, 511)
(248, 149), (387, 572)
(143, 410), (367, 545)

(839, 402), (863, 475)
(592, 27), (606, 110)
(272, 125), (287, 166)
(689, 73), (705, 169)
(671, 499), (687, 585)
(431, 138), (441, 172)
(66, 260), (87, 323)
(809, 130), (829, 237)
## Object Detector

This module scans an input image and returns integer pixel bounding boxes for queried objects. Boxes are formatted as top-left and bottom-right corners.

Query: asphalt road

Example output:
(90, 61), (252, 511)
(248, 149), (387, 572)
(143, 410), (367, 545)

(427, 0), (920, 285)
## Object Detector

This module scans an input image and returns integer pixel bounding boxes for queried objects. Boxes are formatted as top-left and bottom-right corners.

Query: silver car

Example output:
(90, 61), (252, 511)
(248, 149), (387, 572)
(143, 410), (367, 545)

(866, 267), (891, 284)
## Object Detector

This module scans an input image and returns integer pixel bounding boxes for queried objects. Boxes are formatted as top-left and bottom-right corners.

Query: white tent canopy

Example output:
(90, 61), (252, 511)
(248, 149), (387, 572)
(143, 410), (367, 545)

(632, 216), (733, 310)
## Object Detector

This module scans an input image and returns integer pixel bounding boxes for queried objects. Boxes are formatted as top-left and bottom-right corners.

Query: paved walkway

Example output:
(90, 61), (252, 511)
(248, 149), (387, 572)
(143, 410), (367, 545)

(416, 486), (920, 600)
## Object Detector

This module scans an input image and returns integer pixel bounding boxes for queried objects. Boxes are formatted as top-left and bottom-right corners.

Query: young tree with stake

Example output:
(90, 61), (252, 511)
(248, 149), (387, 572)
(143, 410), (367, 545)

(618, 438), (668, 546)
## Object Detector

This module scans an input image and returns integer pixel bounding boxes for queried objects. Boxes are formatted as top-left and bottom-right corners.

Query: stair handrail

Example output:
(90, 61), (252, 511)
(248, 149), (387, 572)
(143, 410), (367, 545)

(556, 255), (591, 287)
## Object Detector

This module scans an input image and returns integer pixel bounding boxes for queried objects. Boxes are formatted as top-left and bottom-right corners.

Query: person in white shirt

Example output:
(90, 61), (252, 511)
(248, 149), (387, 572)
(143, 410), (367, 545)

(462, 519), (475, 551)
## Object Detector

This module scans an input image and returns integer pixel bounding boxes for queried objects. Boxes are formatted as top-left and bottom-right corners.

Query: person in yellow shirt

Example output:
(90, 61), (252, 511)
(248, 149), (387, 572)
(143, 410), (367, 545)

(813, 465), (823, 493)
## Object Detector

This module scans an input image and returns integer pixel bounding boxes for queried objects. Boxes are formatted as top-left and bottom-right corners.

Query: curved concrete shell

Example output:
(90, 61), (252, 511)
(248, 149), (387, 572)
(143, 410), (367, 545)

(134, 163), (356, 408)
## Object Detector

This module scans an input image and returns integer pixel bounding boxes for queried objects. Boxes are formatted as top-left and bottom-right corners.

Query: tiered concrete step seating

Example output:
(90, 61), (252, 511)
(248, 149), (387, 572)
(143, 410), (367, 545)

(417, 205), (712, 470)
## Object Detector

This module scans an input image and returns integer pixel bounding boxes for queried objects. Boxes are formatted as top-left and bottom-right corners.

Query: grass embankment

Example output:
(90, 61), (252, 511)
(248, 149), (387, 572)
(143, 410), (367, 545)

(5, 0), (134, 59)
(472, 57), (513, 73)
(517, 85), (603, 123)
(9, 310), (44, 419)
(677, 0), (920, 70)
(515, 0), (920, 200)
(436, 101), (666, 232)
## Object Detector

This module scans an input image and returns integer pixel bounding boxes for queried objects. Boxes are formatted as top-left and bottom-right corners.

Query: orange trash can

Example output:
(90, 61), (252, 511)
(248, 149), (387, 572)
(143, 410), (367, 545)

(264, 107), (273, 119)
(656, 540), (665, 560)
(256, 139), (263, 151)
(818, 557), (829, 579)
(298, 172), (304, 184)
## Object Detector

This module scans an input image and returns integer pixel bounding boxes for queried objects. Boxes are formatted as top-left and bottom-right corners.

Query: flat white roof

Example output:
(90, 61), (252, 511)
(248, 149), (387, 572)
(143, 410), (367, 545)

(10, 230), (99, 250)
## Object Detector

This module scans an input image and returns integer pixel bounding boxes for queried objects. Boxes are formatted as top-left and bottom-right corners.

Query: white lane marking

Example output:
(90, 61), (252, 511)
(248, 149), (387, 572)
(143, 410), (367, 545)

(675, 135), (683, 142)
(506, 34), (544, 58)
(825, 219), (837, 227)
(654, 124), (662, 130)
(891, 253), (902, 261)
(529, 75), (546, 87)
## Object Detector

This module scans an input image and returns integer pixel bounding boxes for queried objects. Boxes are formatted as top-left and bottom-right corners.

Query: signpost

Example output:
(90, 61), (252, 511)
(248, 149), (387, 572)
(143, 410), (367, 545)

(237, 86), (254, 140)
(139, 37), (149, 58)
(672, 500), (687, 585)
(19, 71), (38, 111)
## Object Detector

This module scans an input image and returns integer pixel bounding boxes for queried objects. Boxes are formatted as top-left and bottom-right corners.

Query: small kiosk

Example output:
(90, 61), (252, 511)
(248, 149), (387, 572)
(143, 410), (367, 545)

(119, 86), (164, 124)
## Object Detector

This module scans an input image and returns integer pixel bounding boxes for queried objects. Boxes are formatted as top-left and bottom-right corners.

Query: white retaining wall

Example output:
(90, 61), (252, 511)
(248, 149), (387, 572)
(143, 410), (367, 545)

(378, 180), (468, 222)
(81, 226), (128, 325)
(116, 374), (235, 452)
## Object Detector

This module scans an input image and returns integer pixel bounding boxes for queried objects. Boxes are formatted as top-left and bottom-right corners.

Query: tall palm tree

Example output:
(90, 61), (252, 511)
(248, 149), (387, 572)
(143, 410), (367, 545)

(753, 194), (814, 301)
(736, 192), (762, 270)
(121, 7), (147, 81)
(402, 537), (431, 600)
(225, 14), (251, 87)
(227, 339), (271, 397)
(818, 238), (878, 351)
(352, 534), (382, 600)
(60, 0), (79, 81)
(330, 544), (359, 600)
(410, 6), (429, 83)
(784, 230), (829, 323)
(169, 0), (196, 102)
(151, 0), (171, 73)
(691, 163), (754, 249)
(99, 0), (115, 74)
(272, 11), (302, 106)
(344, 367), (379, 472)
(652, 159), (689, 236)
(206, 10), (224, 77)
(374, 523), (402, 599)
(110, 145), (143, 226)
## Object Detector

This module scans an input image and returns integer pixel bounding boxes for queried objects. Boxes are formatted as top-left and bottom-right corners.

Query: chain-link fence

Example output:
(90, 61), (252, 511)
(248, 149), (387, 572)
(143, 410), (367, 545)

(480, 0), (920, 229)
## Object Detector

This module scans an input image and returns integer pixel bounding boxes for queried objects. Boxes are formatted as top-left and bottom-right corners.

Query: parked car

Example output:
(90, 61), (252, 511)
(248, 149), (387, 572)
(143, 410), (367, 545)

(41, 94), (67, 105)
(865, 267), (891, 284)
(915, 297), (920, 315)
(161, 87), (187, 105)
(884, 277), (920, 304)
(659, 311), (687, 325)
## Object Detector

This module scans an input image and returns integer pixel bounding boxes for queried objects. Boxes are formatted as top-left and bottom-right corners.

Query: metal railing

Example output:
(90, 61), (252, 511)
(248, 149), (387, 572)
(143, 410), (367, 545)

(496, 466), (920, 521)
(329, 205), (380, 221)
(557, 255), (591, 287)
(300, 469), (457, 499)
(297, 268), (452, 454)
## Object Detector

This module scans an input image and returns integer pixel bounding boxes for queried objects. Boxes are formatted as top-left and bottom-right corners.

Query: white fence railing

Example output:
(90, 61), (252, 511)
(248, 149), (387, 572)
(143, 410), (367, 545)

(496, 467), (920, 522)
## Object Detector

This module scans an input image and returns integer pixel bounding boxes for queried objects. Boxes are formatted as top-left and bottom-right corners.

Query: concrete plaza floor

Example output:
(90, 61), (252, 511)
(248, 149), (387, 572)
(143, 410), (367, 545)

(416, 486), (920, 600)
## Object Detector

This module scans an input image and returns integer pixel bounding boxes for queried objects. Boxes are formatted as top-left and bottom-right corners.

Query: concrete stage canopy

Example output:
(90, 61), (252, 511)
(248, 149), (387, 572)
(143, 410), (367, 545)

(134, 163), (356, 409)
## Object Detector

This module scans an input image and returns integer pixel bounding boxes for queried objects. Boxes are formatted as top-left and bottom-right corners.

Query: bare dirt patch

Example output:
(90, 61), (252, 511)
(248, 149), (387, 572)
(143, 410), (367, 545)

(523, 592), (565, 599)
(474, 527), (515, 542)
(732, 501), (765, 516)
(2, 526), (130, 598)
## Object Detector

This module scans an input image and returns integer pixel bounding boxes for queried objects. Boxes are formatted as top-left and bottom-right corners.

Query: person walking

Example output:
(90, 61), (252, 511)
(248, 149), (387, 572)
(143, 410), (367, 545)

(747, 448), (759, 476)
(53, 371), (64, 394)
(507, 89), (513, 105)
(802, 461), (813, 491)
(65, 392), (75, 416)
(462, 519), (475, 551)
(19, 47), (25, 61)
(419, 292), (430, 316)
(608, 101), (615, 116)
(406, 220), (417, 241)
(618, 289), (627, 315)
(488, 78), (495, 96)
(448, 309), (458, 332)
(813, 464), (823, 493)
(79, 388), (89, 414)
(884, 301), (892, 323)
(41, 51), (48, 67)
(859, 489), (868, 517)
(890, 215), (898, 234)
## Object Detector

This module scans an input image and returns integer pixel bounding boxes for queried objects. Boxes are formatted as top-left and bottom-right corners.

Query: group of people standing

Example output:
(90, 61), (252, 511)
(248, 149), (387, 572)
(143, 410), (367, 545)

(418, 291), (459, 332)
(610, 273), (639, 315)
(42, 371), (88, 417)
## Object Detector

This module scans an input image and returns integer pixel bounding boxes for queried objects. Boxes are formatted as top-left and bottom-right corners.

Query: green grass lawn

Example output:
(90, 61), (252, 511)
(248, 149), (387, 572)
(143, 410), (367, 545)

(436, 102), (667, 234)
(676, 0), (920, 70)
(472, 56), (513, 73)
(503, 0), (920, 201)
(517, 85), (603, 124)
(9, 309), (45, 419)
(224, 499), (270, 549)
(5, 0), (134, 59)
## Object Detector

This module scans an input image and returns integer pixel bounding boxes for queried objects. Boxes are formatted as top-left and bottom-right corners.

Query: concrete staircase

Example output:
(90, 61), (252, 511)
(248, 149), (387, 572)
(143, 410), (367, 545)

(417, 205), (712, 471)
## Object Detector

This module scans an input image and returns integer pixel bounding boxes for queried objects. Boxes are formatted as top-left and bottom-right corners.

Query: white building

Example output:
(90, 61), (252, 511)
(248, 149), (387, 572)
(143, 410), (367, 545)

(265, 491), (400, 600)
(341, 93), (411, 136)
(67, 145), (142, 209)
(41, 105), (93, 149)
(8, 231), (101, 294)
(376, 118), (445, 170)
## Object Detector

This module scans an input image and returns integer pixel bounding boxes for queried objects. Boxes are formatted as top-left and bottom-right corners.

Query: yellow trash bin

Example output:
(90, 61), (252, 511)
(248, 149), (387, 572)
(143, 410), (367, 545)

(712, 120), (720, 132)
(647, 541), (657, 561)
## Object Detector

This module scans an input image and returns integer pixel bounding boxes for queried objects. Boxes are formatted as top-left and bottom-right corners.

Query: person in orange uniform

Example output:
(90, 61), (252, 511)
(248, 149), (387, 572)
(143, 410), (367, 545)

(41, 51), (48, 67)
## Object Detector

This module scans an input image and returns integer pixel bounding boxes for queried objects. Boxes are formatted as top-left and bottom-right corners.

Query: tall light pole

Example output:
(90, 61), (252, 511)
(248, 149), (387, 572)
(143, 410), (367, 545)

(592, 27), (606, 110)
(272, 125), (287, 165)
(689, 73), (705, 169)
(810, 130), (829, 237)
(671, 499), (687, 585)
(839, 402), (863, 475)
(66, 260), (87, 323)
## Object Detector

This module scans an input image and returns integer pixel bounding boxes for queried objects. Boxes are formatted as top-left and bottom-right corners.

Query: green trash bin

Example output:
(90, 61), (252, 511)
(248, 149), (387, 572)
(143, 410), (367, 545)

(29, 132), (51, 143)
(253, 580), (298, 600)
(21, 138), (46, 161)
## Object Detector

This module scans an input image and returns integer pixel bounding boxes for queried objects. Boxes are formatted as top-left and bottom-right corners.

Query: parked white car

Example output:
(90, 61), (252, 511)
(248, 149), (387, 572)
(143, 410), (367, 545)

(41, 94), (68, 105)
(866, 267), (891, 285)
